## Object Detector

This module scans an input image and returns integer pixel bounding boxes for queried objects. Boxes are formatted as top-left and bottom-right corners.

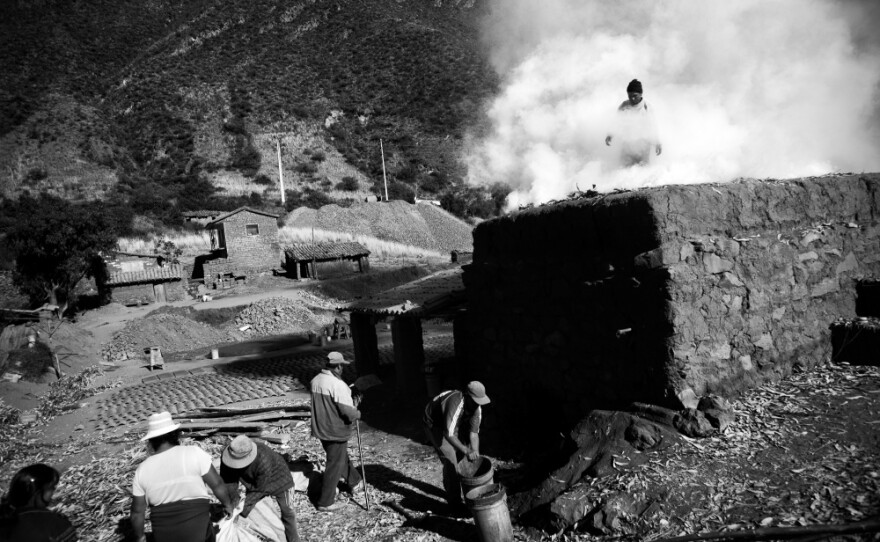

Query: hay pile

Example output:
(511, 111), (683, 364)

(284, 200), (473, 253)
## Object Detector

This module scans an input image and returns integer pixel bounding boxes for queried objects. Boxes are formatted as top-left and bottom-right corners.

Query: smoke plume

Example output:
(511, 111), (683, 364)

(465, 0), (880, 208)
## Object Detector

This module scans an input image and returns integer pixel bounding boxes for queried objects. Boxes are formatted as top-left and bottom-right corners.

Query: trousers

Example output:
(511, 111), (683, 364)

(275, 487), (301, 542)
(424, 426), (462, 506)
(318, 439), (361, 507)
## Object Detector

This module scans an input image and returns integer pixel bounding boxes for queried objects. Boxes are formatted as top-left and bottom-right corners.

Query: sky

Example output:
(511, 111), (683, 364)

(464, 0), (880, 208)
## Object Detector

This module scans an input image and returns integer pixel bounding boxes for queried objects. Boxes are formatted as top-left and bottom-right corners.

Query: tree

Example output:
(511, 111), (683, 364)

(8, 194), (122, 316)
(152, 238), (182, 266)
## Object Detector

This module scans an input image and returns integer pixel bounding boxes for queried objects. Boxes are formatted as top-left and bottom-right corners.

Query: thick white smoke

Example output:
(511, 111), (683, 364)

(465, 0), (880, 208)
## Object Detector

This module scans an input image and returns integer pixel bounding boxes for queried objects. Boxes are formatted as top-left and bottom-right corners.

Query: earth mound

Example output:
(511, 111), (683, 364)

(284, 200), (473, 253)
(230, 296), (335, 337)
(101, 313), (231, 363)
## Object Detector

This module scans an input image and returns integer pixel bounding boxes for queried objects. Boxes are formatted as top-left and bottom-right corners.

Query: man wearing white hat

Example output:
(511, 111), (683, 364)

(130, 411), (234, 542)
(220, 435), (302, 542)
(309, 351), (362, 512)
(423, 381), (491, 511)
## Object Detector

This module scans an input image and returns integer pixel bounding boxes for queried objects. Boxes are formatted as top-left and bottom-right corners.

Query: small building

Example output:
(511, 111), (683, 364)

(182, 210), (223, 225)
(102, 252), (186, 306)
(283, 242), (371, 280)
(201, 207), (282, 289)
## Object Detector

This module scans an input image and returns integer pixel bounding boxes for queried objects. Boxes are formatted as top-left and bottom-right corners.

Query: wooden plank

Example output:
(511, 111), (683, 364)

(178, 421), (267, 431)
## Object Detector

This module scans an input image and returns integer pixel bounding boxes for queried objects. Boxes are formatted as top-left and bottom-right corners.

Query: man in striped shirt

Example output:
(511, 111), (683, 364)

(423, 381), (491, 510)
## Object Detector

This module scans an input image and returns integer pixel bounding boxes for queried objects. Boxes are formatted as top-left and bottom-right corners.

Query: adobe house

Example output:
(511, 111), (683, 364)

(201, 207), (282, 288)
(102, 252), (186, 306)
(341, 267), (465, 398)
(460, 174), (880, 440)
(284, 241), (371, 280)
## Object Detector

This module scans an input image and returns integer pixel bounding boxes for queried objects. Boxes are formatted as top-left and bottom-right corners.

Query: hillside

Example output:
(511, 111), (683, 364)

(0, 0), (501, 223)
(285, 199), (473, 253)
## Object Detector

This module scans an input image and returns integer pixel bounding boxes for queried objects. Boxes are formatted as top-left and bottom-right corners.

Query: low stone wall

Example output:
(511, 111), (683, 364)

(462, 175), (880, 437)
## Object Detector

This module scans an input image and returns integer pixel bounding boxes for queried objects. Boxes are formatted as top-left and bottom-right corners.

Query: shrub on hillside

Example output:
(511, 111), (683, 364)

(336, 176), (359, 191)
(295, 162), (318, 175)
(284, 188), (333, 211)
(253, 174), (274, 186)
(310, 151), (326, 162)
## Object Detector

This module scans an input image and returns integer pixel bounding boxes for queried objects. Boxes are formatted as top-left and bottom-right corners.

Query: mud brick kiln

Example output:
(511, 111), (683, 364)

(460, 175), (880, 438)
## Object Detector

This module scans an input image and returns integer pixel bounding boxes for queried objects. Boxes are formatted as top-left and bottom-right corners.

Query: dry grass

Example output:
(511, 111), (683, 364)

(279, 225), (446, 261)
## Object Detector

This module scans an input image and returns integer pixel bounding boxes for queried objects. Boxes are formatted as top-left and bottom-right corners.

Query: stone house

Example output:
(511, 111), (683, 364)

(201, 207), (282, 288)
(102, 252), (186, 306)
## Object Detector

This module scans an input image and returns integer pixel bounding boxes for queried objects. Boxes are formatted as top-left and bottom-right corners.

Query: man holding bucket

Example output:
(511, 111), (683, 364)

(423, 381), (490, 512)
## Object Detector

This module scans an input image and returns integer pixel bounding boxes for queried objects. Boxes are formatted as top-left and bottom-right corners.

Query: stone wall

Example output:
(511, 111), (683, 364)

(462, 175), (880, 437)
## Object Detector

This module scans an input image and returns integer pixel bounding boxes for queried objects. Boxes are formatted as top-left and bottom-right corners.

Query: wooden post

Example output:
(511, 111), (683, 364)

(350, 312), (380, 377)
(294, 259), (301, 280)
(276, 139), (286, 206)
(380, 139), (388, 202)
(391, 317), (425, 398)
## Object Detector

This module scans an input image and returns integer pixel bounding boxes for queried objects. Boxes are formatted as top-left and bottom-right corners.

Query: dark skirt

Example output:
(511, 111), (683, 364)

(150, 499), (213, 542)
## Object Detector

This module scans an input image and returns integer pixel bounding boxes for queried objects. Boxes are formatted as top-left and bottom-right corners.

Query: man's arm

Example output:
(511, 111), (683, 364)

(202, 466), (235, 516)
(241, 488), (271, 518)
(130, 495), (147, 542)
(468, 431), (480, 458)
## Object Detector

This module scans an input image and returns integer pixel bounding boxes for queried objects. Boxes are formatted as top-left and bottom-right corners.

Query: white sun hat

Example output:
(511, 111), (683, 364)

(141, 411), (181, 441)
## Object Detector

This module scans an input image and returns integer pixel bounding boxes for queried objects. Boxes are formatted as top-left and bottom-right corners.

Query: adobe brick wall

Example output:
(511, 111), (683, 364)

(462, 174), (880, 435)
(210, 212), (281, 278)
(109, 281), (186, 305)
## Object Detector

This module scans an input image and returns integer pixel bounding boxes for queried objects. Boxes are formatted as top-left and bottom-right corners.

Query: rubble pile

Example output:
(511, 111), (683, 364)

(230, 297), (335, 337)
(102, 313), (230, 362)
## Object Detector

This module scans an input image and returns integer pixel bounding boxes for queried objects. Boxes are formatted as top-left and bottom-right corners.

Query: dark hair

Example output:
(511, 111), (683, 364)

(147, 429), (181, 450)
(0, 464), (61, 523)
(626, 79), (643, 93)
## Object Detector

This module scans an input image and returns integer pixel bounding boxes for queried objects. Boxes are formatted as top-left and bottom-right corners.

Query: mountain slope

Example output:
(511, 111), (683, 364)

(1, 0), (499, 219)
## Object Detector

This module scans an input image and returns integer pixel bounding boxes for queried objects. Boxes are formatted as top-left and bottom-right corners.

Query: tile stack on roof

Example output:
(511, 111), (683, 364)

(284, 241), (370, 261)
(105, 263), (183, 286)
(343, 267), (463, 317)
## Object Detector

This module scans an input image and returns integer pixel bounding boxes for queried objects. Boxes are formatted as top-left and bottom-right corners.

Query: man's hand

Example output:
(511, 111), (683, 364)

(240, 503), (253, 519)
(655, 143), (662, 156)
(224, 503), (235, 518)
(466, 449), (479, 462)
(605, 135), (613, 146)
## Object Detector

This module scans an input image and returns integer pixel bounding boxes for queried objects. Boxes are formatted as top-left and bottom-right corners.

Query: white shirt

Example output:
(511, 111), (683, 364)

(132, 445), (212, 506)
(614, 99), (660, 144)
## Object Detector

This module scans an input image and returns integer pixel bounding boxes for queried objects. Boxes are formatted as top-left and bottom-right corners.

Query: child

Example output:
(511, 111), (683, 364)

(0, 463), (77, 542)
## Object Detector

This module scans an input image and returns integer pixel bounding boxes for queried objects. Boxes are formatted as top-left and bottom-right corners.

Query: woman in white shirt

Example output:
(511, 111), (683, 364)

(130, 412), (233, 542)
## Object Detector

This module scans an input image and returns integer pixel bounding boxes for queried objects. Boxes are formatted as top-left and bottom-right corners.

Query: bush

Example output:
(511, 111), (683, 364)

(295, 162), (318, 175)
(336, 176), (359, 191)
(253, 174), (274, 186)
(310, 151), (326, 162)
(24, 167), (48, 183)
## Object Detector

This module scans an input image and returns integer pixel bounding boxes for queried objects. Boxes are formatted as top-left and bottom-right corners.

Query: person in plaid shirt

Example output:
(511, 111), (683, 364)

(221, 435), (302, 542)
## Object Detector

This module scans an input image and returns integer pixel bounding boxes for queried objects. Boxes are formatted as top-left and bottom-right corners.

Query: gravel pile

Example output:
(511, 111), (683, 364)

(285, 200), (473, 253)
(102, 314), (230, 363)
(230, 297), (334, 337)
(415, 203), (473, 252)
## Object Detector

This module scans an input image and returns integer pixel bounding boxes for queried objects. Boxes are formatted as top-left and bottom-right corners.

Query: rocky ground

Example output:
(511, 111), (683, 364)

(1, 282), (879, 541)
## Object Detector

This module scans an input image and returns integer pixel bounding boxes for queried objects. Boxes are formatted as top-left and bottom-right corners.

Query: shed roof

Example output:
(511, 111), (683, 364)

(284, 242), (371, 262)
(182, 210), (223, 218)
(342, 267), (464, 317)
(105, 263), (183, 286)
(206, 207), (279, 227)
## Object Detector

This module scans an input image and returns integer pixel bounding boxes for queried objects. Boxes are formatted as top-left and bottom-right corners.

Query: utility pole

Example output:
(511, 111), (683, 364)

(256, 131), (291, 207)
(380, 139), (389, 202)
(276, 138), (285, 206)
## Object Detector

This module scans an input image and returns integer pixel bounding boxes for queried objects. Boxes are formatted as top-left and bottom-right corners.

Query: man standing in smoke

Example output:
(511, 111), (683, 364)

(605, 79), (662, 167)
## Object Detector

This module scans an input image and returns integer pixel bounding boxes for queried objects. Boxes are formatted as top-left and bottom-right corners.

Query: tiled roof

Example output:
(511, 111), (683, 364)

(182, 210), (223, 218)
(106, 264), (183, 286)
(342, 267), (464, 317)
(206, 206), (279, 226)
(284, 242), (370, 261)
